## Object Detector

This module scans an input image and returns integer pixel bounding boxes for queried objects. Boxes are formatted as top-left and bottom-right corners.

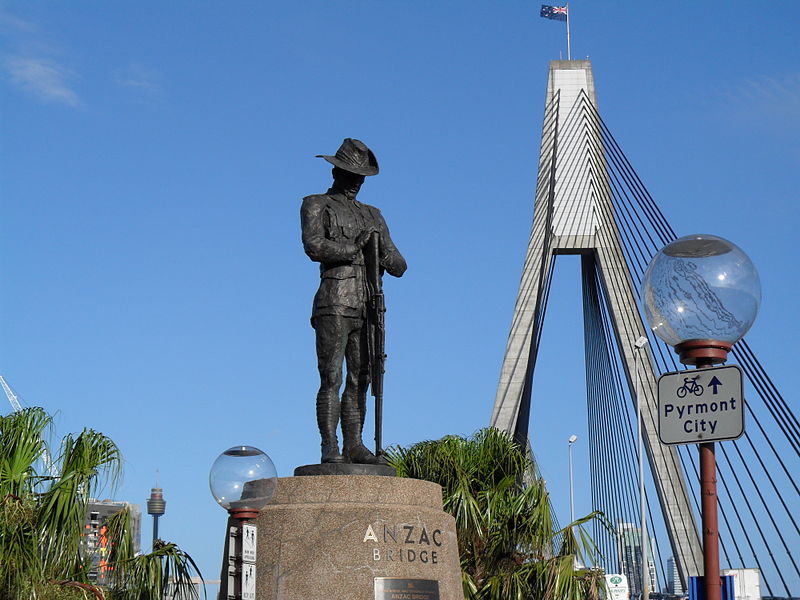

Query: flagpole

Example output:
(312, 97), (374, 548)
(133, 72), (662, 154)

(566, 3), (572, 60)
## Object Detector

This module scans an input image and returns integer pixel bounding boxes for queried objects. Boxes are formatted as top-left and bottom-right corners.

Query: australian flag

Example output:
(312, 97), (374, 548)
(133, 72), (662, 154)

(540, 4), (568, 21)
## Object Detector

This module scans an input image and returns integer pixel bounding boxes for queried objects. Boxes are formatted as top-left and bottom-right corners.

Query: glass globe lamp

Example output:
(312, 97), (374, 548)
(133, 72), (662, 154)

(209, 446), (278, 519)
(642, 234), (760, 364)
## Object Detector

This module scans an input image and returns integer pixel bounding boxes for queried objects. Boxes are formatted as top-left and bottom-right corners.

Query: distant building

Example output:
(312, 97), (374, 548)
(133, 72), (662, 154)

(82, 499), (142, 583)
(166, 577), (221, 599)
(667, 556), (684, 595)
(617, 522), (657, 598)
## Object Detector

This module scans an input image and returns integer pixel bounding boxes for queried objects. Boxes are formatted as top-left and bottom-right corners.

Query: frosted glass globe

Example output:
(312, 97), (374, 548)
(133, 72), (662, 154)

(209, 446), (277, 511)
(642, 234), (760, 346)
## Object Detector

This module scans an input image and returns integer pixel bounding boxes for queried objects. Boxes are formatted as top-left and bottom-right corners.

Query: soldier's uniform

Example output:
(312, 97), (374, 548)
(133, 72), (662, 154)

(302, 193), (405, 320)
(300, 139), (406, 464)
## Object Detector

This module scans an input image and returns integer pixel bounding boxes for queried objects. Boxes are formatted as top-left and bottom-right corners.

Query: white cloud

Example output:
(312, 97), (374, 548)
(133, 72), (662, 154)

(5, 55), (80, 107)
(719, 73), (800, 123)
(0, 12), (38, 33)
(116, 62), (162, 101)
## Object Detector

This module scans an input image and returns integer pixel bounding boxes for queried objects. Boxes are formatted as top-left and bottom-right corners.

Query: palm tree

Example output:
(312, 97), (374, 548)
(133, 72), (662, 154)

(387, 427), (606, 600)
(0, 407), (202, 600)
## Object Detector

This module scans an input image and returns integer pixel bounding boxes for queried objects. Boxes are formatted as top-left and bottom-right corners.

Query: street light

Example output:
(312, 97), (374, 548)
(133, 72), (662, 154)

(210, 446), (278, 600)
(568, 434), (578, 524)
(209, 446), (277, 519)
(642, 234), (761, 600)
(568, 434), (579, 569)
(634, 335), (649, 600)
(642, 234), (760, 365)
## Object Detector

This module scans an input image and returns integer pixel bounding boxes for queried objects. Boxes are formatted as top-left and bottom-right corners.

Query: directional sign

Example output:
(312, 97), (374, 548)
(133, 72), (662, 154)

(657, 365), (744, 445)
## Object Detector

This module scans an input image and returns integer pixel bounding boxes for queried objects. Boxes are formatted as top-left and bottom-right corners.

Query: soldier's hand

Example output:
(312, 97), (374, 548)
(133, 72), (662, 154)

(355, 229), (377, 249)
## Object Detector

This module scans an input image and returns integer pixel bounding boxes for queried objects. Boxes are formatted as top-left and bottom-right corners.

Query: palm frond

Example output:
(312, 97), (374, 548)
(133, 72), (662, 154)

(108, 541), (205, 600)
(0, 407), (52, 497)
(0, 408), (203, 600)
(388, 427), (604, 600)
(38, 429), (122, 581)
(103, 507), (136, 566)
(0, 492), (43, 596)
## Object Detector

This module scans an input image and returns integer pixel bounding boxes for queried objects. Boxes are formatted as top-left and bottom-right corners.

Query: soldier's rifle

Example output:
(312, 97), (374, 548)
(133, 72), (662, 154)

(365, 232), (386, 457)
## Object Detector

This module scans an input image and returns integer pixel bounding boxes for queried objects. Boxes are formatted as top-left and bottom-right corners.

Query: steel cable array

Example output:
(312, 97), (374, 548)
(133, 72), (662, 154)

(522, 89), (800, 597)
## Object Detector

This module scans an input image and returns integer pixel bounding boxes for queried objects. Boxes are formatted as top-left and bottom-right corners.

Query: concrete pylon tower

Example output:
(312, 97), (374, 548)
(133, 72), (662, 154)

(490, 60), (703, 585)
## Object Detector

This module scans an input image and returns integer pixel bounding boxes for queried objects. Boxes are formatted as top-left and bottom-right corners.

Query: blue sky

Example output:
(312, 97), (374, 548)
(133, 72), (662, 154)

(2, 0), (799, 589)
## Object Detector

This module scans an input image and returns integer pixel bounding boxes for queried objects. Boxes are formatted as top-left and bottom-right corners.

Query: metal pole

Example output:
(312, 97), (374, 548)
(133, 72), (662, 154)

(636, 352), (646, 599)
(566, 3), (572, 60)
(634, 338), (648, 600)
(700, 442), (720, 600)
(568, 434), (578, 569)
(695, 357), (720, 600)
(223, 509), (260, 600)
(568, 437), (575, 523)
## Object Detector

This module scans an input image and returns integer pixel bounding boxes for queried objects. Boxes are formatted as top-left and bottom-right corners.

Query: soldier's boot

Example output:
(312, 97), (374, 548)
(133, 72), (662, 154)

(341, 406), (386, 465)
(317, 395), (344, 464)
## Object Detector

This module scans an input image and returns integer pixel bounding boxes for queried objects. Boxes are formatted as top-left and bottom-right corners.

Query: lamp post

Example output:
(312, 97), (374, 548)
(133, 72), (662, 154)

(568, 434), (577, 524)
(634, 335), (649, 600)
(642, 234), (761, 600)
(568, 434), (578, 569)
(210, 446), (278, 600)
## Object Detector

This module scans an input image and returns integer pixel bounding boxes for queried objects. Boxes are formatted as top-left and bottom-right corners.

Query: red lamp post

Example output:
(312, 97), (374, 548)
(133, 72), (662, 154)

(210, 446), (278, 600)
(642, 234), (761, 600)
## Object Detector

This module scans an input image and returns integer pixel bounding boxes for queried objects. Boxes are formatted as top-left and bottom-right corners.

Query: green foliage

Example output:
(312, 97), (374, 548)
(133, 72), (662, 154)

(104, 509), (204, 600)
(0, 407), (203, 600)
(107, 540), (204, 600)
(0, 492), (42, 595)
(388, 427), (606, 600)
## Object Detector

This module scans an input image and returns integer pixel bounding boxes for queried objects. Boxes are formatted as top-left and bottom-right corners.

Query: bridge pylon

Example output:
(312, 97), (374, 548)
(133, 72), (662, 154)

(490, 60), (703, 588)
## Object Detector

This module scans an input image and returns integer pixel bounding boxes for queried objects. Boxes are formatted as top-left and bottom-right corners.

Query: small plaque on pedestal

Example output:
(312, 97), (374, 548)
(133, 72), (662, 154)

(374, 577), (439, 600)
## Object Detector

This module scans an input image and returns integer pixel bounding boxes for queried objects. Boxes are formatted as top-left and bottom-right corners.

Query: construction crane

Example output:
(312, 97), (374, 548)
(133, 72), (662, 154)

(1, 375), (23, 412)
(1, 375), (58, 477)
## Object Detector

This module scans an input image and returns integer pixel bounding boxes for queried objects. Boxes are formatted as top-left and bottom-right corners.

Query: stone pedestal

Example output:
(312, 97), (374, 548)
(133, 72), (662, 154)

(251, 475), (463, 600)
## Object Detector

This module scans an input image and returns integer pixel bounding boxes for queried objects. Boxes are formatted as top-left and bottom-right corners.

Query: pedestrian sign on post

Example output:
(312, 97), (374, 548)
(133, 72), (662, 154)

(242, 523), (257, 563)
(657, 365), (744, 445)
(605, 574), (629, 600)
(241, 523), (257, 600)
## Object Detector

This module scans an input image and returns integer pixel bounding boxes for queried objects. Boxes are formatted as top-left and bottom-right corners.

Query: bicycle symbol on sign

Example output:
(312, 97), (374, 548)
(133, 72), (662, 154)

(676, 375), (704, 398)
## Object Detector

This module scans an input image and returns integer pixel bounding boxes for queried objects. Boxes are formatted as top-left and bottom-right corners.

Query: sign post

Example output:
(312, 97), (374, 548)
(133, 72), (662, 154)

(241, 523), (257, 600)
(226, 520), (258, 600)
(657, 363), (745, 600)
(642, 233), (761, 600)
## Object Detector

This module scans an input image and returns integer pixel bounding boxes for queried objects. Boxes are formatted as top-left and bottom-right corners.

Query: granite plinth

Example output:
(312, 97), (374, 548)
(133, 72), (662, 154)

(245, 475), (463, 600)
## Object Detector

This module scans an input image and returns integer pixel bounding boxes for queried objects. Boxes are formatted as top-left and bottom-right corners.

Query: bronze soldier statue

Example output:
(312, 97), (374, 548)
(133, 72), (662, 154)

(301, 138), (407, 465)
